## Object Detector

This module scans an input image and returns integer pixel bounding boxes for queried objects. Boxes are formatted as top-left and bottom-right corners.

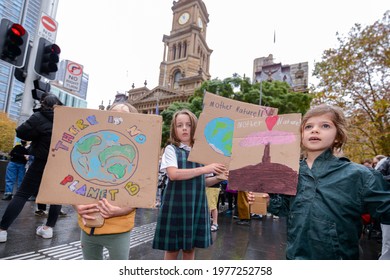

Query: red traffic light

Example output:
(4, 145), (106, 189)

(34, 37), (61, 80)
(0, 19), (29, 67)
(49, 44), (61, 55)
(10, 24), (26, 37)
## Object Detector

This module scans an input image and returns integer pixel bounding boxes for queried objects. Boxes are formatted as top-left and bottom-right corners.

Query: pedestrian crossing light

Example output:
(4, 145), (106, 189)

(34, 37), (61, 80)
(0, 18), (29, 68)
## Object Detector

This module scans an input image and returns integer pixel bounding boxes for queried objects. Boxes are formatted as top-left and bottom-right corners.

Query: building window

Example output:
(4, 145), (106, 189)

(183, 41), (187, 57)
(173, 71), (182, 90)
(173, 45), (177, 60)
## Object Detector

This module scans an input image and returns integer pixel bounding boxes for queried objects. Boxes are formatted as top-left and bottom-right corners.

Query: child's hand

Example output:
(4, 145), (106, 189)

(74, 204), (99, 220)
(247, 192), (255, 204)
(97, 198), (134, 218)
(247, 192), (270, 206)
(97, 198), (121, 218)
(205, 163), (226, 175)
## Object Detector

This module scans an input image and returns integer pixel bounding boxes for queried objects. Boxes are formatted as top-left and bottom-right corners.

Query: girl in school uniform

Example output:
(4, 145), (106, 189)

(152, 109), (226, 260)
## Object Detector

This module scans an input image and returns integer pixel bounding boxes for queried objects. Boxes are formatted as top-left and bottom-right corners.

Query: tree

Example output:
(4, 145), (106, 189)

(312, 11), (390, 161)
(0, 112), (17, 154)
(194, 75), (312, 115)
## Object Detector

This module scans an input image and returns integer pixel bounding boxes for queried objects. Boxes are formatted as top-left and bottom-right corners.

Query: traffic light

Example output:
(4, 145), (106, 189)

(0, 18), (29, 67)
(32, 78), (51, 100)
(34, 37), (61, 80)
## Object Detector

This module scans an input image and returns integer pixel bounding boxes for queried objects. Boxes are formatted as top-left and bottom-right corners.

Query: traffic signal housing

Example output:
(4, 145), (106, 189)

(0, 18), (29, 68)
(32, 79), (51, 100)
(34, 37), (61, 80)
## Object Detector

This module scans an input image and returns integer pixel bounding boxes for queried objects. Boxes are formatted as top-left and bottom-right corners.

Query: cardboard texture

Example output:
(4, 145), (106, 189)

(250, 193), (267, 215)
(188, 92), (278, 166)
(228, 113), (301, 195)
(36, 106), (162, 208)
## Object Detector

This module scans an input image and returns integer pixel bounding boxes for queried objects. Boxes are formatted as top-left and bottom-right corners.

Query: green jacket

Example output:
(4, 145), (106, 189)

(268, 149), (390, 260)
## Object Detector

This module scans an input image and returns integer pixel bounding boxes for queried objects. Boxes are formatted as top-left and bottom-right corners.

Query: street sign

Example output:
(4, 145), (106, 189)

(15, 92), (23, 102)
(37, 12), (58, 43)
(63, 60), (83, 92)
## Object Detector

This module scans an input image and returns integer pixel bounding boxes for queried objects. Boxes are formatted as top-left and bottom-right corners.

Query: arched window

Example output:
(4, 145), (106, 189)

(173, 70), (182, 90)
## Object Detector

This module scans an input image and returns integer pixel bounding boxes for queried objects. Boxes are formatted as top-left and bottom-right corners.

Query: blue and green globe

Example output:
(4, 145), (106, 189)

(70, 130), (138, 186)
(204, 117), (234, 157)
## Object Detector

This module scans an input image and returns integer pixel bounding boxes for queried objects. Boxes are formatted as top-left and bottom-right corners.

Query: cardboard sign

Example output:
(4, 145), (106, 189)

(250, 193), (268, 215)
(188, 92), (277, 166)
(36, 106), (162, 208)
(228, 114), (301, 195)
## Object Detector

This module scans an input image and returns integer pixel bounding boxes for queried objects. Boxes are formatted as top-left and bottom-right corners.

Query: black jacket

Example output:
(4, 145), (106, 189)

(16, 109), (54, 161)
(9, 144), (28, 164)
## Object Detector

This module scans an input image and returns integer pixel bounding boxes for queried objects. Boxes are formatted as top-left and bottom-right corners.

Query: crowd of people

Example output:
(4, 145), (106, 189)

(1, 102), (389, 260)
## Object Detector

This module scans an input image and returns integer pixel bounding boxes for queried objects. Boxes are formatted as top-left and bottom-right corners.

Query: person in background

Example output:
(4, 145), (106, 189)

(2, 140), (28, 200)
(73, 102), (139, 260)
(248, 104), (390, 259)
(375, 156), (390, 259)
(0, 94), (64, 243)
(361, 158), (373, 168)
(206, 175), (226, 232)
(373, 155), (386, 169)
(236, 191), (251, 226)
(152, 109), (226, 260)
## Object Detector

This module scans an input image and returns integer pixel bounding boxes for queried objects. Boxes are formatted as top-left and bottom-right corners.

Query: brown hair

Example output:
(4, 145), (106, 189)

(300, 104), (348, 153)
(169, 109), (197, 147)
(108, 102), (138, 113)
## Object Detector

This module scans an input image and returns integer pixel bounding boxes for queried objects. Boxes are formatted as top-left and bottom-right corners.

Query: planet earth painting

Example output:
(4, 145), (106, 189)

(204, 117), (234, 157)
(70, 130), (138, 186)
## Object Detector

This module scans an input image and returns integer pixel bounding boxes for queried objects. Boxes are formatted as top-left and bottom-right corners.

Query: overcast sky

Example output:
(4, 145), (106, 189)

(55, 0), (388, 109)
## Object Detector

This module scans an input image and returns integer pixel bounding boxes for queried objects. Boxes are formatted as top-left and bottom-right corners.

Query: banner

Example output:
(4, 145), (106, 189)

(36, 106), (162, 208)
(228, 114), (301, 195)
(188, 92), (278, 166)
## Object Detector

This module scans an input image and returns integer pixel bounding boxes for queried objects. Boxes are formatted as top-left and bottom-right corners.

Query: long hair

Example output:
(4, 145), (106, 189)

(169, 109), (197, 147)
(300, 104), (348, 153)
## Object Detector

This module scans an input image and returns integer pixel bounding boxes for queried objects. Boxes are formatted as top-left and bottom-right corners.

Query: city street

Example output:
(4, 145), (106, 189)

(0, 198), (382, 260)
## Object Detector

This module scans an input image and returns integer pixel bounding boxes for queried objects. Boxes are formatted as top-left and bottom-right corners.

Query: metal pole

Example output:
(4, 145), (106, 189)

(259, 80), (262, 106)
(18, 0), (58, 125)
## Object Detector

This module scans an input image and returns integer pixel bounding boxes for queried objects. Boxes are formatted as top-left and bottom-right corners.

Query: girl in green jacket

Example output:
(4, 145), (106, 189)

(250, 104), (390, 259)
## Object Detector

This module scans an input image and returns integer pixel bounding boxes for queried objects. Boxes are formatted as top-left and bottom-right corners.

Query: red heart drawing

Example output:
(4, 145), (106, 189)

(266, 115), (278, 131)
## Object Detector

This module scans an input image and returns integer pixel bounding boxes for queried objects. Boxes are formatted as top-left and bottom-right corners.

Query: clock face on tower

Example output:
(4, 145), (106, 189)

(178, 12), (190, 25)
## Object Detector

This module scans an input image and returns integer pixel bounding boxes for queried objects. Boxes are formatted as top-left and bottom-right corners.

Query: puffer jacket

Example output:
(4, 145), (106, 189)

(268, 149), (390, 260)
(16, 110), (54, 160)
(78, 209), (136, 235)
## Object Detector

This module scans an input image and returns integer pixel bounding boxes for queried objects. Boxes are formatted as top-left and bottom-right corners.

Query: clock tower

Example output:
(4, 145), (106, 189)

(158, 0), (212, 92)
(127, 0), (212, 114)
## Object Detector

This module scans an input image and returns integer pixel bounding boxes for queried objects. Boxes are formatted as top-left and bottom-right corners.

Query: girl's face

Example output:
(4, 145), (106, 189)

(175, 113), (192, 145)
(301, 113), (337, 155)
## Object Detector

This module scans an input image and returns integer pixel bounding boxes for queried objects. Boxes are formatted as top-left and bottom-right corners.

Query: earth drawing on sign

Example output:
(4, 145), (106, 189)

(204, 117), (234, 157)
(70, 130), (138, 186)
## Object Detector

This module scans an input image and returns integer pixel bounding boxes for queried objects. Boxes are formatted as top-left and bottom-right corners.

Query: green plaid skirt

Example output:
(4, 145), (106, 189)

(152, 146), (212, 251)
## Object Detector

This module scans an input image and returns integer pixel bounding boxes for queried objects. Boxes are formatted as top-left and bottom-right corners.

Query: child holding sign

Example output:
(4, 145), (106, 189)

(248, 104), (390, 259)
(152, 109), (226, 260)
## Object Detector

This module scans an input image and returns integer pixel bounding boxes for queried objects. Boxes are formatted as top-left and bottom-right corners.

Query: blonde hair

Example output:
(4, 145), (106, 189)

(301, 104), (348, 153)
(109, 102), (138, 113)
(169, 109), (197, 147)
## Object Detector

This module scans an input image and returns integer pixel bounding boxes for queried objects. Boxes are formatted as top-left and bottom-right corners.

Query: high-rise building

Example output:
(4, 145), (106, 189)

(0, 0), (41, 121)
(1, 1), (88, 122)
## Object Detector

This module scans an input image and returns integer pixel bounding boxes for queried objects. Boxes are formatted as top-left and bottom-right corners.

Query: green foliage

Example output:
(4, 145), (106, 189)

(161, 74), (312, 147)
(0, 112), (16, 154)
(312, 11), (390, 161)
(194, 75), (312, 115)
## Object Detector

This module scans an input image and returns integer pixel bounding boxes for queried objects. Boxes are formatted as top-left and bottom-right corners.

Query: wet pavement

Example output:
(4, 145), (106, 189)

(0, 197), (382, 260)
